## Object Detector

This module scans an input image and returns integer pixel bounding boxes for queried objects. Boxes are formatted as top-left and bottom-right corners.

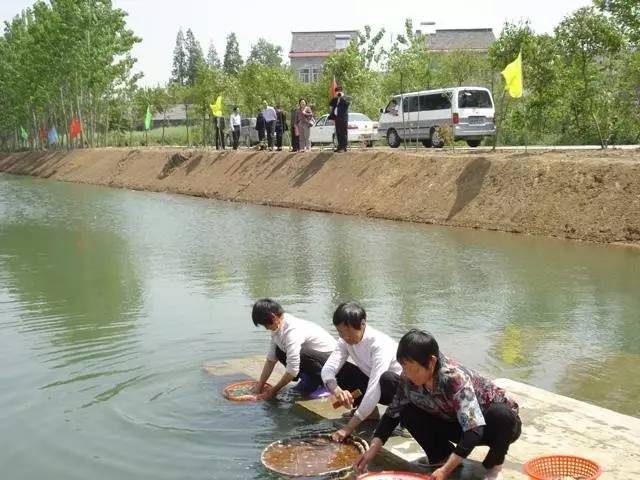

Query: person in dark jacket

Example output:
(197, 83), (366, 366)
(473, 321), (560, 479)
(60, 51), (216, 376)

(255, 111), (266, 150)
(328, 86), (350, 153)
(290, 107), (299, 152)
(275, 105), (288, 151)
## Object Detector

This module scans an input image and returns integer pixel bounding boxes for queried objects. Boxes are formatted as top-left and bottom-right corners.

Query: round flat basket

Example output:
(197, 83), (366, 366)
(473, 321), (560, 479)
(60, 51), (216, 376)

(222, 380), (272, 402)
(523, 455), (602, 480)
(261, 433), (368, 477)
(358, 472), (431, 479)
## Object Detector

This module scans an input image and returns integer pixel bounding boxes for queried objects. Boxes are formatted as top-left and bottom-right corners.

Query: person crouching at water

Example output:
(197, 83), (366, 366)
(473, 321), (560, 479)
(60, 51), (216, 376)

(321, 302), (402, 442)
(355, 329), (521, 480)
(252, 298), (337, 399)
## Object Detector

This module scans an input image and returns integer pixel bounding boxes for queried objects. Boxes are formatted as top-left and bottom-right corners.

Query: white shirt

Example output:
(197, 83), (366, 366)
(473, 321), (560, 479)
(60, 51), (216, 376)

(230, 112), (241, 128)
(267, 313), (337, 377)
(262, 105), (277, 122)
(321, 324), (401, 421)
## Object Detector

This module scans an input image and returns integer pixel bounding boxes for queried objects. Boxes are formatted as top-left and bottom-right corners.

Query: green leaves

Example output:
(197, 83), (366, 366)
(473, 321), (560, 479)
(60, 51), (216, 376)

(223, 33), (243, 76)
(0, 0), (141, 148)
(595, 0), (640, 46)
(247, 39), (283, 67)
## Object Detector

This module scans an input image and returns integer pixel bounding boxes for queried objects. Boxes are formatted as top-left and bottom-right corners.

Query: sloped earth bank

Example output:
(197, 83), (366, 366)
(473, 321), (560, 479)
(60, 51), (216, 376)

(1, 148), (639, 245)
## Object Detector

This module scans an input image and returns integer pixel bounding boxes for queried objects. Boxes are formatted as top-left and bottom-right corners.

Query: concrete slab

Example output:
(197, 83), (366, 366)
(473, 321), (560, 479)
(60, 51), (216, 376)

(203, 354), (286, 379)
(204, 357), (640, 479)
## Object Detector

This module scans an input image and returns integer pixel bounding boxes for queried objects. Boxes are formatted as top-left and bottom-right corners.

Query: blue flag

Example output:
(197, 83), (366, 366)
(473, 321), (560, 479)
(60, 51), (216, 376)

(48, 127), (58, 145)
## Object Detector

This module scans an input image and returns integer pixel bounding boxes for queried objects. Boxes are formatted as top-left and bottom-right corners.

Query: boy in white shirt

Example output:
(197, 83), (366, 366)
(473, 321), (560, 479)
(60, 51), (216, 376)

(321, 301), (402, 442)
(253, 298), (337, 399)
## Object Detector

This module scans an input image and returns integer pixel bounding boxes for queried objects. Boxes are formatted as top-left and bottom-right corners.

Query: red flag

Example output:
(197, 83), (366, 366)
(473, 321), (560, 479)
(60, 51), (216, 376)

(330, 76), (338, 99)
(70, 118), (81, 140)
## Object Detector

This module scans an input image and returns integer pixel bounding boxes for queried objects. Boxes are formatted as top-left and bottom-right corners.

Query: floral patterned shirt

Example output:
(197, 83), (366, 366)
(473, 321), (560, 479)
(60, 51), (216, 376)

(375, 353), (519, 441)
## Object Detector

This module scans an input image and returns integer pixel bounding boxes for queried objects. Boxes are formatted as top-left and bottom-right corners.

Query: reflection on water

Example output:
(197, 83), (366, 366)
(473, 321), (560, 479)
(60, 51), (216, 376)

(0, 173), (639, 480)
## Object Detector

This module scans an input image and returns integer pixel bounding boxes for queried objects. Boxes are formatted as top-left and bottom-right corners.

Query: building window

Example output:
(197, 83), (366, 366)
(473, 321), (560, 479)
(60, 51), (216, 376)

(299, 68), (310, 83)
(312, 68), (322, 82)
(335, 35), (350, 49)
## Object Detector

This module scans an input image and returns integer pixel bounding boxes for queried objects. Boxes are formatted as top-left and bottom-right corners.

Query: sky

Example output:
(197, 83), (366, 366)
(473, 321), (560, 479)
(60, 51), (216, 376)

(1, 0), (593, 86)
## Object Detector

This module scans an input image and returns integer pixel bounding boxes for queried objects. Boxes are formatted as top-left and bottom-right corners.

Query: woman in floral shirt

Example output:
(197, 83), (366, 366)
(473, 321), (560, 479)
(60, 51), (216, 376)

(355, 329), (521, 480)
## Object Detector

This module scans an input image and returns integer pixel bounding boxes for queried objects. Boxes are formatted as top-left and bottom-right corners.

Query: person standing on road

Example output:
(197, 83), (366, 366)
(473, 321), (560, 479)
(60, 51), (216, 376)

(295, 98), (313, 152)
(255, 110), (266, 150)
(329, 85), (350, 153)
(275, 105), (288, 151)
(214, 116), (226, 150)
(229, 107), (241, 150)
(290, 106), (300, 152)
(262, 101), (277, 151)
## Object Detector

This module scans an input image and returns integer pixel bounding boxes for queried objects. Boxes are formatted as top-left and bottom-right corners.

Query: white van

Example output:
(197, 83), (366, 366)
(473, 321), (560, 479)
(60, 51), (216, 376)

(378, 86), (496, 148)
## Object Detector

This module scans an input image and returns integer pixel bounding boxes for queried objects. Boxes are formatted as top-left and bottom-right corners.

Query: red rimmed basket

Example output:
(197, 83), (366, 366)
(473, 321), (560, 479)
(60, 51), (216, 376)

(523, 455), (602, 480)
(358, 472), (431, 479)
(222, 380), (272, 402)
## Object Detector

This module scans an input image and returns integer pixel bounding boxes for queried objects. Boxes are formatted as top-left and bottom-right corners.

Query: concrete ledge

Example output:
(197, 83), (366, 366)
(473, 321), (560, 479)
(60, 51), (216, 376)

(204, 357), (640, 479)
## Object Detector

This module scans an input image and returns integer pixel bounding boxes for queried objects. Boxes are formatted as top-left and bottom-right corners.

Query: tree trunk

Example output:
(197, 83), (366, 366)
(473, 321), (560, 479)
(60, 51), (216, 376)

(162, 110), (166, 145)
(202, 105), (206, 147)
(185, 103), (190, 146)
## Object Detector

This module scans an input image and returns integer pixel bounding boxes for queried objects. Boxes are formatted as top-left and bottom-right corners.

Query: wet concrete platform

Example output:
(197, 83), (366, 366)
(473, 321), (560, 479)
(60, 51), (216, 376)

(204, 357), (640, 479)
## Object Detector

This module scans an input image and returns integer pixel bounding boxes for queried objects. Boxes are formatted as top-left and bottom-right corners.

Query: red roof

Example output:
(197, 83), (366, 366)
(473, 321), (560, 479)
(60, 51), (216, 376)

(289, 51), (334, 58)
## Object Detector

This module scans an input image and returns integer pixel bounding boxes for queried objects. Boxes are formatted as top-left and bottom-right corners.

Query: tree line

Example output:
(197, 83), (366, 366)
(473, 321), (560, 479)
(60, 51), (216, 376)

(1, 0), (638, 151)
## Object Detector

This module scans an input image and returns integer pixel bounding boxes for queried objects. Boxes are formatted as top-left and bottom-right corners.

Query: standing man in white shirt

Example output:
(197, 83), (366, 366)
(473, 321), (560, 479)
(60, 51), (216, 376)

(229, 107), (242, 150)
(253, 298), (337, 399)
(262, 100), (277, 151)
(321, 302), (402, 442)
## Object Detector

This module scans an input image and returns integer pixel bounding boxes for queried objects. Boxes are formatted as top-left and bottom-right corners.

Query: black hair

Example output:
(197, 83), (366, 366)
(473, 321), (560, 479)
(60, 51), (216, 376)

(332, 302), (366, 329)
(298, 98), (306, 105)
(252, 298), (284, 327)
(336, 85), (343, 92)
(396, 329), (439, 368)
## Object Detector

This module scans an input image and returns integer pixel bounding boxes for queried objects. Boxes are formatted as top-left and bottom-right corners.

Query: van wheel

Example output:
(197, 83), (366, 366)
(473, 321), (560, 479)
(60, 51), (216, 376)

(387, 129), (401, 148)
(466, 139), (481, 148)
(421, 139), (432, 148)
(430, 127), (445, 148)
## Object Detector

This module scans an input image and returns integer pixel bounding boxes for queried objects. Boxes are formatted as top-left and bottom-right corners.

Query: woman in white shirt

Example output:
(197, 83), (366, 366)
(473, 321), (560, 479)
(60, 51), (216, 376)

(321, 302), (403, 442)
(253, 298), (337, 399)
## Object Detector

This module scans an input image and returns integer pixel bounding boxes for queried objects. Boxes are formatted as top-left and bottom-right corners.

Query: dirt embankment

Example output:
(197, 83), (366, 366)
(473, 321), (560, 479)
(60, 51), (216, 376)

(1, 147), (639, 245)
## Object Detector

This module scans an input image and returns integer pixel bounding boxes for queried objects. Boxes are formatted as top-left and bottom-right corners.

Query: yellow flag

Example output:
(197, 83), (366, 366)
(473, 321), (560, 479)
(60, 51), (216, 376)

(501, 52), (523, 99)
(210, 96), (223, 117)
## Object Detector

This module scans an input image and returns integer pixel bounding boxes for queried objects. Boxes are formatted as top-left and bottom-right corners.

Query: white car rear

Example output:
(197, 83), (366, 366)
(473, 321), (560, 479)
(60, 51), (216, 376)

(310, 113), (378, 147)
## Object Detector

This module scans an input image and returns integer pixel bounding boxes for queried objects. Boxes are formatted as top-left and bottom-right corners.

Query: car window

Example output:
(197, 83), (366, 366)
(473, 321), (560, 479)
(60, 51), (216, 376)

(326, 118), (335, 126)
(349, 113), (371, 122)
(458, 90), (493, 108)
(315, 116), (326, 127)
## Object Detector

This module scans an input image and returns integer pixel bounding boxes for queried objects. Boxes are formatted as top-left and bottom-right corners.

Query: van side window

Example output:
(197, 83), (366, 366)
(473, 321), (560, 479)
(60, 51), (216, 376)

(403, 96), (420, 112)
(419, 94), (451, 111)
(419, 95), (433, 111)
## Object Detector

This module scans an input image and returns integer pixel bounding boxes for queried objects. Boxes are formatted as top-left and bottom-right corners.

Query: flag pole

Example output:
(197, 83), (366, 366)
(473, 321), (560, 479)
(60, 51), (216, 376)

(401, 71), (406, 151)
(493, 89), (507, 152)
(524, 100), (528, 153)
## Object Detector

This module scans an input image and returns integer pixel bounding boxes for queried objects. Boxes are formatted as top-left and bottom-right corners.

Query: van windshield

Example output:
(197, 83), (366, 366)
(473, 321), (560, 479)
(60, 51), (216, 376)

(458, 90), (493, 109)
